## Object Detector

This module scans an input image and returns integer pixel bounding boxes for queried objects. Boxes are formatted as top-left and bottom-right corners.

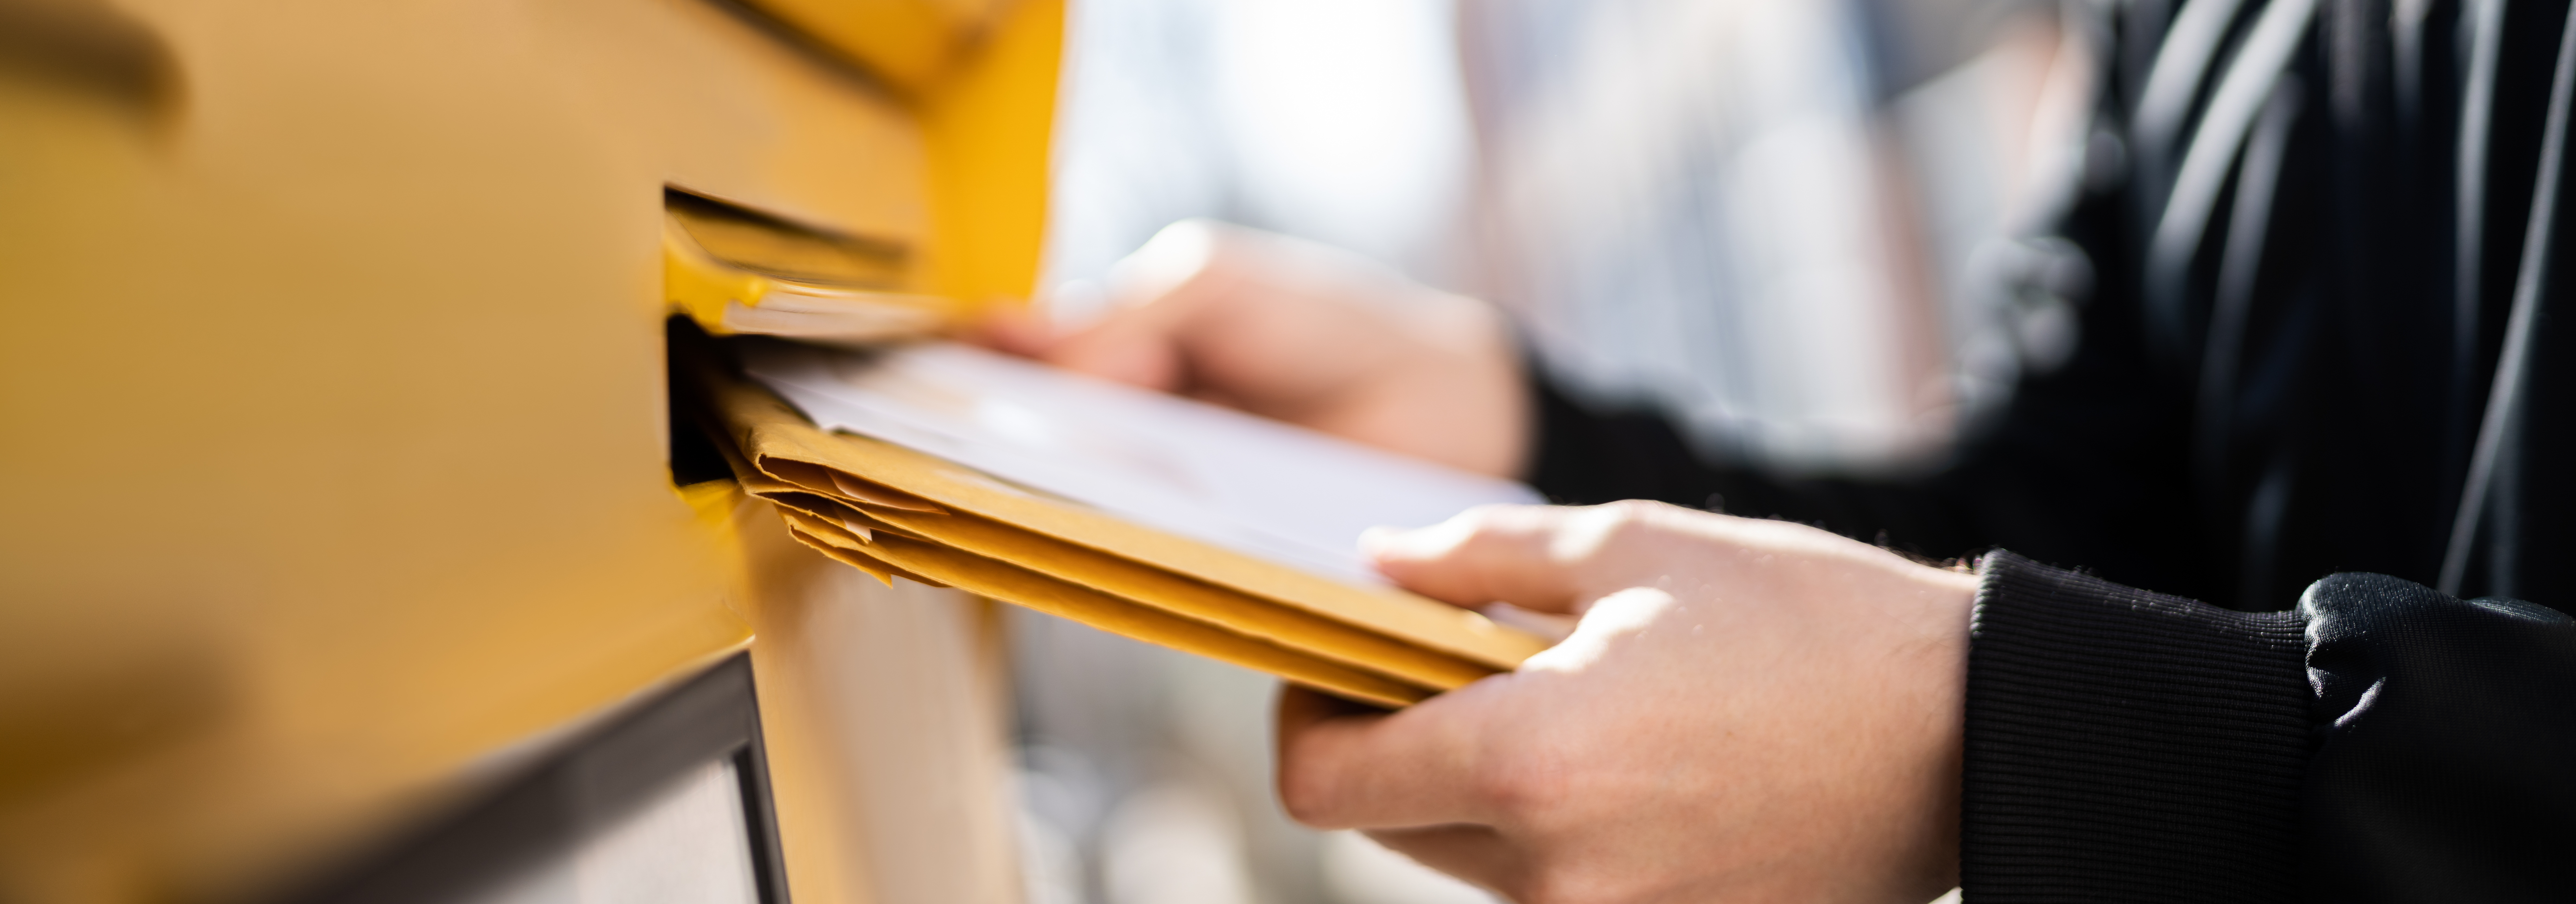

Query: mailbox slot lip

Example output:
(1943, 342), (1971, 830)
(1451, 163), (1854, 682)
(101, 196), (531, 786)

(665, 186), (912, 290)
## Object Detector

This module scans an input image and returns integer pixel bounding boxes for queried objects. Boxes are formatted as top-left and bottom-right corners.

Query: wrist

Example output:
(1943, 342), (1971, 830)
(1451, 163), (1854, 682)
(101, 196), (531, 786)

(1911, 563), (1975, 899)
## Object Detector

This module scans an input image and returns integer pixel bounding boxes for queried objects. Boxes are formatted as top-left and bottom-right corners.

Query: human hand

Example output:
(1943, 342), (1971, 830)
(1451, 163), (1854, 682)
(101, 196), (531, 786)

(983, 220), (1529, 477)
(1277, 501), (1977, 904)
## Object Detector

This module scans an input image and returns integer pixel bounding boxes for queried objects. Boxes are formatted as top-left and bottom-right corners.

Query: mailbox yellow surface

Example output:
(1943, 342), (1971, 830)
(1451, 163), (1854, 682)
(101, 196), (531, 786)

(0, 0), (1057, 901)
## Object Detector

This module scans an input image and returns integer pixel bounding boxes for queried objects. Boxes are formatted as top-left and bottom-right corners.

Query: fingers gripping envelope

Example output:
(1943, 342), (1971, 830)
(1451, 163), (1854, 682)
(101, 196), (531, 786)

(679, 336), (1548, 707)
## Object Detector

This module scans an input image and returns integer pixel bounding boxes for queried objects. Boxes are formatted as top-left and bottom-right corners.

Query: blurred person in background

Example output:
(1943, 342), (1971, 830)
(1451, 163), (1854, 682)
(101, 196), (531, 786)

(1003, 0), (2576, 900)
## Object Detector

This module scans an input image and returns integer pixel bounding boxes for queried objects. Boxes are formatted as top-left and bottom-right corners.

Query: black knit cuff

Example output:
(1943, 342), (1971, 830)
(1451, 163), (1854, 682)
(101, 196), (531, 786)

(1962, 551), (2312, 903)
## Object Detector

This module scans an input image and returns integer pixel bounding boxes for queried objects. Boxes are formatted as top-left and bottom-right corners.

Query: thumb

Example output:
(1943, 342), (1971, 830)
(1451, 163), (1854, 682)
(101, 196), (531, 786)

(1362, 505), (1591, 614)
(1023, 223), (1235, 391)
(972, 303), (1062, 358)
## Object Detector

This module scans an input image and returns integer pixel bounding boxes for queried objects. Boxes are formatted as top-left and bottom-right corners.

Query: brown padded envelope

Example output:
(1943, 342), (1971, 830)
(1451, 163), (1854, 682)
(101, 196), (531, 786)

(692, 362), (1546, 707)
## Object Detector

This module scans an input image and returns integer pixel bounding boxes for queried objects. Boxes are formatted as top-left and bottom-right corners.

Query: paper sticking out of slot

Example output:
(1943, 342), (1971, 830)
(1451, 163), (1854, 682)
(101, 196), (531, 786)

(682, 341), (1551, 708)
(664, 207), (960, 344)
(718, 296), (946, 342)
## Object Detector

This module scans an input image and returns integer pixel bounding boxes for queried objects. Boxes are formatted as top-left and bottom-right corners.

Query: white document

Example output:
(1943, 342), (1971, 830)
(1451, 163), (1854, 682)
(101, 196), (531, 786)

(741, 341), (1542, 584)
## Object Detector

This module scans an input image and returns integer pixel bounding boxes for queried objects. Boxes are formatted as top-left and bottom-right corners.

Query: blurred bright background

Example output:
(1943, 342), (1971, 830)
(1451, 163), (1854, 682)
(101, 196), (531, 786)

(1012, 0), (2095, 901)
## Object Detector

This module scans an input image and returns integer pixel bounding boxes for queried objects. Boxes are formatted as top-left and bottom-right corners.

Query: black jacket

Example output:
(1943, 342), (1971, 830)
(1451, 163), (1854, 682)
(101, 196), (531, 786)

(1526, 0), (2576, 899)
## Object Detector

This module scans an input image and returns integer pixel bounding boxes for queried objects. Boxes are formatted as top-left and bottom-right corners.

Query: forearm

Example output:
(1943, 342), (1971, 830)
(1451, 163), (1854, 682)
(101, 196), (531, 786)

(1522, 365), (1998, 563)
(1522, 351), (2230, 601)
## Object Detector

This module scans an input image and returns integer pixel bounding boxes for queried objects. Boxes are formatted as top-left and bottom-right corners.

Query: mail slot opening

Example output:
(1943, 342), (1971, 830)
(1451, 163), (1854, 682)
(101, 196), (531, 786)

(663, 188), (907, 289)
(668, 316), (736, 488)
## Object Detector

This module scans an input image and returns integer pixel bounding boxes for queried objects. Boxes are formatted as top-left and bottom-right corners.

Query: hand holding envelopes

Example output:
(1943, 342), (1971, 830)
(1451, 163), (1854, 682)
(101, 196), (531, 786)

(692, 341), (1551, 707)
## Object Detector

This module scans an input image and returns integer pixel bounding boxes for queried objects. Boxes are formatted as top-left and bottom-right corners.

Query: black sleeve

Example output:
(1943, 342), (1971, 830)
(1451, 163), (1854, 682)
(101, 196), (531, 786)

(1521, 298), (2213, 599)
(1961, 551), (2576, 903)
(1520, 55), (2221, 603)
(1523, 368), (2011, 561)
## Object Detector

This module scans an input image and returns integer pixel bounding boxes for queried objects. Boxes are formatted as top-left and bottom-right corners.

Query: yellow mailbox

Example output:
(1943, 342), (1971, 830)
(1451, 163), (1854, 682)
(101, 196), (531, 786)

(0, 0), (1059, 901)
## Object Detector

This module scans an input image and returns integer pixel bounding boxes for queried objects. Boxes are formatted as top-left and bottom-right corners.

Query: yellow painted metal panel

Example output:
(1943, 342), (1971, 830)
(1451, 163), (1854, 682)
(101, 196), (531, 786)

(735, 0), (972, 91)
(921, 0), (1062, 306)
(0, 0), (1054, 899)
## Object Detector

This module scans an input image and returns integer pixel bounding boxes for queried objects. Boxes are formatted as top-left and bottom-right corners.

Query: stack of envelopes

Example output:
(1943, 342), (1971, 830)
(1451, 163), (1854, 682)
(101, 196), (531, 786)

(689, 360), (1548, 707)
